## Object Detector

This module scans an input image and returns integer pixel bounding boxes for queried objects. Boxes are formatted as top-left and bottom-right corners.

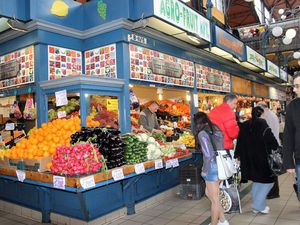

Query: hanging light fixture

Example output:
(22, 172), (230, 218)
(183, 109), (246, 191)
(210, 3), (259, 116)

(278, 9), (285, 15)
(293, 52), (300, 59)
(281, 15), (287, 20)
(286, 28), (297, 39)
(272, 26), (283, 37)
(283, 37), (292, 45)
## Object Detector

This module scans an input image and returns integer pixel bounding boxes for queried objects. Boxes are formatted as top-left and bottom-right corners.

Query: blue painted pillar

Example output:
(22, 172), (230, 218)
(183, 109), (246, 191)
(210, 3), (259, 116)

(117, 42), (131, 133)
(34, 44), (49, 127)
(190, 65), (198, 133)
(80, 90), (87, 127)
(206, 0), (213, 20)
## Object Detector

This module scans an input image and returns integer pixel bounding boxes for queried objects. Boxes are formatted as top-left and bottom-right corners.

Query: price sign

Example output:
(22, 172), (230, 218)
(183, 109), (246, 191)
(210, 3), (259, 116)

(165, 160), (173, 169)
(53, 176), (65, 189)
(172, 158), (179, 167)
(80, 176), (96, 189)
(112, 168), (124, 181)
(106, 99), (119, 111)
(16, 170), (26, 182)
(5, 123), (15, 131)
(134, 163), (145, 174)
(55, 90), (68, 107)
(155, 159), (163, 169)
(57, 111), (66, 118)
(182, 116), (188, 122)
(180, 144), (186, 150)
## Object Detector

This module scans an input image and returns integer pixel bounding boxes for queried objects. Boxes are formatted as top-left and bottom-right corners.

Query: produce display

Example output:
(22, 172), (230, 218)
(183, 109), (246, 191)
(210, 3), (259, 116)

(158, 100), (190, 117)
(50, 143), (102, 176)
(5, 117), (81, 159)
(135, 133), (163, 160)
(179, 132), (195, 148)
(71, 127), (125, 169)
(161, 145), (176, 158)
(48, 98), (80, 121)
(0, 146), (8, 160)
(122, 134), (148, 164)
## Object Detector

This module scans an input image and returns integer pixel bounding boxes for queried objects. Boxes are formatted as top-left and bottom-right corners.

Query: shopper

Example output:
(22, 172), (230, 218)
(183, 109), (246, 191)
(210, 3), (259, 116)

(257, 101), (281, 199)
(194, 112), (229, 225)
(283, 74), (300, 200)
(234, 106), (278, 214)
(138, 101), (162, 133)
(209, 94), (239, 154)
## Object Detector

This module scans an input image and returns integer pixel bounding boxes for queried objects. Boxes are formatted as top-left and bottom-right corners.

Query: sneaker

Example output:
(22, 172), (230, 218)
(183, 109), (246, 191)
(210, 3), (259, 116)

(252, 206), (270, 214)
(218, 220), (229, 225)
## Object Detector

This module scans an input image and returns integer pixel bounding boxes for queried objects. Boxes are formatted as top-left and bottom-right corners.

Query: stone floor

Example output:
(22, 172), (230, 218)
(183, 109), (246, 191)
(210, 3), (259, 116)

(0, 173), (299, 225)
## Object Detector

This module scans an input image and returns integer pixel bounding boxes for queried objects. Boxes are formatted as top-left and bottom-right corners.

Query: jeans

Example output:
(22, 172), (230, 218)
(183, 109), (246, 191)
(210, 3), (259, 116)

(252, 182), (274, 211)
(296, 165), (300, 200)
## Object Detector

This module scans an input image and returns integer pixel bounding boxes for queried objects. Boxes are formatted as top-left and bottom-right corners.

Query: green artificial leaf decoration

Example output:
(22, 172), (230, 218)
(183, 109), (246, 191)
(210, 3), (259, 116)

(97, 0), (107, 20)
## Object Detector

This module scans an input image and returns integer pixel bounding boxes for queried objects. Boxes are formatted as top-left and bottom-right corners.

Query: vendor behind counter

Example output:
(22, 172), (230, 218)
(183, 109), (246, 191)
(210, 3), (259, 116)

(138, 101), (162, 133)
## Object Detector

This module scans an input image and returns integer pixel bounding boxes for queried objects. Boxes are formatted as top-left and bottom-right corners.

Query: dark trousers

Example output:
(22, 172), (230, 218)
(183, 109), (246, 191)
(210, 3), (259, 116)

(267, 176), (279, 197)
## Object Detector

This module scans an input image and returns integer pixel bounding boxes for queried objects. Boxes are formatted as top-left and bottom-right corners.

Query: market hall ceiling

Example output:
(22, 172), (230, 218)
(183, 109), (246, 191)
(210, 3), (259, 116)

(225, 0), (260, 28)
(263, 0), (300, 19)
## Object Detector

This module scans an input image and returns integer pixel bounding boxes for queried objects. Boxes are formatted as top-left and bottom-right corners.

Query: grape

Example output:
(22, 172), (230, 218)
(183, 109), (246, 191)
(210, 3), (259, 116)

(97, 0), (107, 20)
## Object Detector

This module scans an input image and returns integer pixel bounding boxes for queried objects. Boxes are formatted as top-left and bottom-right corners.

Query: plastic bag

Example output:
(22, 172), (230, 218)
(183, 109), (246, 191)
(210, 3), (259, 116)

(23, 97), (36, 120)
(10, 101), (22, 119)
(220, 180), (242, 214)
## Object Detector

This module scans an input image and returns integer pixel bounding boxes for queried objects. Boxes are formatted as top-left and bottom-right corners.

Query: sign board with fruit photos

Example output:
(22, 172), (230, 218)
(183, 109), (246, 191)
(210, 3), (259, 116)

(0, 46), (34, 90)
(196, 64), (231, 92)
(129, 44), (195, 87)
(84, 44), (117, 78)
(48, 45), (82, 80)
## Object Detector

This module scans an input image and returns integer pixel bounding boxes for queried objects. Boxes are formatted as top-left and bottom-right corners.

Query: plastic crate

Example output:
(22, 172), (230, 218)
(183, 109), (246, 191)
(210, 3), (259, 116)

(179, 183), (205, 200)
(179, 164), (202, 185)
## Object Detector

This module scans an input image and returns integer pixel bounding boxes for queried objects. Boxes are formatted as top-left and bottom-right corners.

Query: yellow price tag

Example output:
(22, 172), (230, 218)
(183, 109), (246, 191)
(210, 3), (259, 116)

(106, 99), (119, 111)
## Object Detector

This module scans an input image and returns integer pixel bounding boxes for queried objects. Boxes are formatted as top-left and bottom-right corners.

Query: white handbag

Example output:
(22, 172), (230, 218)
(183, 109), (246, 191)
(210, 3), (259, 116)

(216, 150), (237, 180)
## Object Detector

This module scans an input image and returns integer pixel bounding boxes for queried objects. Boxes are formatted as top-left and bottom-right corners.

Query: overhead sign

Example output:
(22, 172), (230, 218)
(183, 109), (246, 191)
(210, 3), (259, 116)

(0, 60), (20, 81)
(267, 60), (279, 78)
(153, 0), (211, 42)
(246, 46), (266, 70)
(280, 69), (287, 82)
(215, 26), (244, 60)
(150, 58), (183, 78)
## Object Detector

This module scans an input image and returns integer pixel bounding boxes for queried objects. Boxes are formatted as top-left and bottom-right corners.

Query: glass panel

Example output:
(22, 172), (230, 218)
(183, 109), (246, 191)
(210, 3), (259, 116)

(86, 95), (119, 128)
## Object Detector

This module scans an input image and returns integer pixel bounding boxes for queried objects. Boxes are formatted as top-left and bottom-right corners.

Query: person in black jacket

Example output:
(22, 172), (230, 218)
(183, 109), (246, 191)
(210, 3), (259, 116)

(235, 107), (278, 214)
(283, 74), (300, 200)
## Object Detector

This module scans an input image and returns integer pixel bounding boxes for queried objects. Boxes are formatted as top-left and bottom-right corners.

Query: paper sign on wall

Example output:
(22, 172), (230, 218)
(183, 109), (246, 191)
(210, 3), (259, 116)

(55, 90), (68, 107)
(134, 163), (145, 174)
(57, 111), (66, 118)
(53, 175), (66, 189)
(106, 99), (118, 111)
(112, 168), (124, 181)
(16, 170), (26, 182)
(80, 176), (96, 189)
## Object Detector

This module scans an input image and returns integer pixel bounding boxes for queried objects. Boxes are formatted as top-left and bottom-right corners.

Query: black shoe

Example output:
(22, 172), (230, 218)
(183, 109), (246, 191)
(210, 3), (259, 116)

(267, 195), (280, 199)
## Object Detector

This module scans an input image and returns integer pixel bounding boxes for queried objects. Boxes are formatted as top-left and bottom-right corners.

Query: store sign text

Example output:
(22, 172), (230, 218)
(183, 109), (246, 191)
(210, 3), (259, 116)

(128, 34), (147, 45)
(216, 27), (244, 60)
(150, 58), (182, 78)
(246, 46), (266, 70)
(0, 60), (20, 81)
(267, 60), (279, 78)
(153, 0), (210, 42)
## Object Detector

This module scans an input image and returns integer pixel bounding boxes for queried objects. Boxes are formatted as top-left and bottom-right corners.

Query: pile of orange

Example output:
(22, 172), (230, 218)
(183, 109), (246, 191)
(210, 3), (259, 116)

(86, 115), (101, 127)
(6, 117), (81, 159)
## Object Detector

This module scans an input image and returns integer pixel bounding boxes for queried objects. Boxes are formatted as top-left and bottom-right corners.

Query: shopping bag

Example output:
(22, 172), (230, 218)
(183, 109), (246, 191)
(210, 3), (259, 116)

(216, 150), (236, 180)
(267, 146), (286, 177)
(293, 177), (299, 201)
(219, 180), (242, 214)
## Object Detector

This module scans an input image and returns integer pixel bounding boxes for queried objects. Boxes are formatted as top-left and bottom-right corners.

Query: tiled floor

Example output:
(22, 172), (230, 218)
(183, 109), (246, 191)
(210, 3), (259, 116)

(0, 173), (299, 225)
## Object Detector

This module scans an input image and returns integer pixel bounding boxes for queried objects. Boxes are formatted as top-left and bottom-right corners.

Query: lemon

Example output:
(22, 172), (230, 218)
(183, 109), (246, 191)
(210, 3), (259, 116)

(51, 0), (69, 17)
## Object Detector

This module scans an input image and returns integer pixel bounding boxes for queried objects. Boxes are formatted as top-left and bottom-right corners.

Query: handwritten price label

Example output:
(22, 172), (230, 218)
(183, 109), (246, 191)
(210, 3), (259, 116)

(134, 163), (145, 174)
(57, 111), (66, 118)
(80, 176), (96, 189)
(112, 168), (124, 181)
(53, 176), (65, 189)
(16, 170), (26, 182)
(155, 159), (163, 169)
(172, 158), (179, 167)
(55, 90), (68, 107)
(165, 160), (173, 169)
(5, 123), (15, 131)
